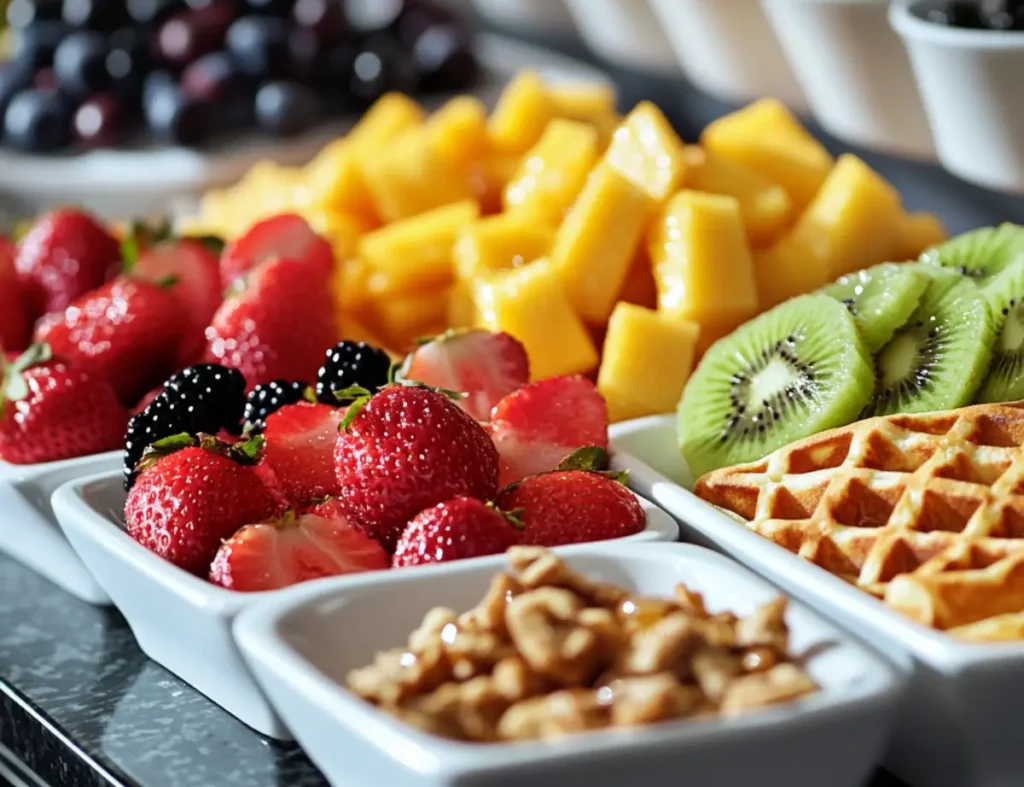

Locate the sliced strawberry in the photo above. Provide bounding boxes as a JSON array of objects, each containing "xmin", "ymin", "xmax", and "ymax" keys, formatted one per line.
[
  {"xmin": 131, "ymin": 239, "xmax": 222, "ymax": 366},
  {"xmin": 208, "ymin": 503, "xmax": 389, "ymax": 591},
  {"xmin": 219, "ymin": 214, "xmax": 334, "ymax": 290},
  {"xmin": 489, "ymin": 375, "xmax": 610, "ymax": 487},
  {"xmin": 259, "ymin": 401, "xmax": 345, "ymax": 504},
  {"xmin": 131, "ymin": 384, "xmax": 165, "ymax": 416},
  {"xmin": 0, "ymin": 240, "xmax": 29, "ymax": 353},
  {"xmin": 400, "ymin": 329, "xmax": 529, "ymax": 422}
]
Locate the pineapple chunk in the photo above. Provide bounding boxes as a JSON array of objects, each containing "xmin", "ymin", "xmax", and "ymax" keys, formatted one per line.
[
  {"xmin": 549, "ymin": 83, "xmax": 617, "ymax": 125},
  {"xmin": 597, "ymin": 303, "xmax": 700, "ymax": 423},
  {"xmin": 473, "ymin": 259, "xmax": 598, "ymax": 380},
  {"xmin": 701, "ymin": 99, "xmax": 833, "ymax": 212},
  {"xmin": 618, "ymin": 249, "xmax": 658, "ymax": 310},
  {"xmin": 303, "ymin": 209, "xmax": 368, "ymax": 263},
  {"xmin": 752, "ymin": 234, "xmax": 832, "ymax": 309},
  {"xmin": 453, "ymin": 214, "xmax": 554, "ymax": 280},
  {"xmin": 551, "ymin": 163, "xmax": 656, "ymax": 324},
  {"xmin": 787, "ymin": 154, "xmax": 904, "ymax": 279},
  {"xmin": 489, "ymin": 71, "xmax": 555, "ymax": 154},
  {"xmin": 682, "ymin": 145, "xmax": 792, "ymax": 247},
  {"xmin": 359, "ymin": 200, "xmax": 479, "ymax": 294},
  {"xmin": 304, "ymin": 141, "xmax": 377, "ymax": 223},
  {"xmin": 447, "ymin": 279, "xmax": 478, "ymax": 328},
  {"xmin": 334, "ymin": 256, "xmax": 373, "ymax": 315},
  {"xmin": 605, "ymin": 102, "xmax": 687, "ymax": 202},
  {"xmin": 503, "ymin": 119, "xmax": 599, "ymax": 225},
  {"xmin": 339, "ymin": 312, "xmax": 391, "ymax": 352},
  {"xmin": 897, "ymin": 212, "xmax": 948, "ymax": 259},
  {"xmin": 426, "ymin": 96, "xmax": 490, "ymax": 166},
  {"xmin": 346, "ymin": 93, "xmax": 426, "ymax": 153},
  {"xmin": 648, "ymin": 191, "xmax": 758, "ymax": 329},
  {"xmin": 469, "ymin": 150, "xmax": 523, "ymax": 215},
  {"xmin": 372, "ymin": 286, "xmax": 450, "ymax": 351}
]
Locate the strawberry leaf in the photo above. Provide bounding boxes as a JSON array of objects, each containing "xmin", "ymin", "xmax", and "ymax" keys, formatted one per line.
[
  {"xmin": 0, "ymin": 343, "xmax": 52, "ymax": 416},
  {"xmin": 333, "ymin": 385, "xmax": 372, "ymax": 403},
  {"xmin": 396, "ymin": 379, "xmax": 467, "ymax": 401},
  {"xmin": 557, "ymin": 446, "xmax": 610, "ymax": 472},
  {"xmin": 339, "ymin": 395, "xmax": 370, "ymax": 432},
  {"xmin": 136, "ymin": 432, "xmax": 196, "ymax": 474},
  {"xmin": 156, "ymin": 274, "xmax": 180, "ymax": 288},
  {"xmin": 301, "ymin": 385, "xmax": 318, "ymax": 404},
  {"xmin": 230, "ymin": 434, "xmax": 265, "ymax": 464},
  {"xmin": 189, "ymin": 234, "xmax": 226, "ymax": 255},
  {"xmin": 487, "ymin": 501, "xmax": 525, "ymax": 530}
]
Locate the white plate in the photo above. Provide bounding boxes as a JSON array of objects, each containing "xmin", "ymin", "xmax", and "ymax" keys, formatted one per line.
[
  {"xmin": 0, "ymin": 451, "xmax": 120, "ymax": 604},
  {"xmin": 50, "ymin": 469, "xmax": 678, "ymax": 740},
  {"xmin": 233, "ymin": 540, "xmax": 899, "ymax": 787},
  {"xmin": 563, "ymin": 0, "xmax": 681, "ymax": 76},
  {"xmin": 610, "ymin": 413, "xmax": 1024, "ymax": 787},
  {"xmin": 471, "ymin": 0, "xmax": 578, "ymax": 36}
]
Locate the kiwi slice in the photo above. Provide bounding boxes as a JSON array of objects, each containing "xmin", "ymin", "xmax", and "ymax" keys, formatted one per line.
[
  {"xmin": 975, "ymin": 258, "xmax": 1024, "ymax": 403},
  {"xmin": 677, "ymin": 294, "xmax": 874, "ymax": 479},
  {"xmin": 823, "ymin": 263, "xmax": 930, "ymax": 353},
  {"xmin": 862, "ymin": 273, "xmax": 994, "ymax": 418},
  {"xmin": 920, "ymin": 223, "xmax": 1024, "ymax": 282}
]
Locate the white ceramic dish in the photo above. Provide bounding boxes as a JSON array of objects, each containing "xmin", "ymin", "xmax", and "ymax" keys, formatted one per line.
[
  {"xmin": 762, "ymin": 0, "xmax": 935, "ymax": 160},
  {"xmin": 563, "ymin": 0, "xmax": 681, "ymax": 76},
  {"xmin": 0, "ymin": 451, "xmax": 120, "ymax": 604},
  {"xmin": 471, "ymin": 0, "xmax": 578, "ymax": 36},
  {"xmin": 234, "ymin": 540, "xmax": 898, "ymax": 787},
  {"xmin": 890, "ymin": 0, "xmax": 1024, "ymax": 193},
  {"xmin": 610, "ymin": 413, "xmax": 1024, "ymax": 787},
  {"xmin": 51, "ymin": 469, "xmax": 678, "ymax": 740},
  {"xmin": 647, "ymin": 0, "xmax": 808, "ymax": 109}
]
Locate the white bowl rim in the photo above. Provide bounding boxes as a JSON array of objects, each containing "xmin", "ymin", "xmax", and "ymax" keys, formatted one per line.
[{"xmin": 890, "ymin": 0, "xmax": 1024, "ymax": 48}]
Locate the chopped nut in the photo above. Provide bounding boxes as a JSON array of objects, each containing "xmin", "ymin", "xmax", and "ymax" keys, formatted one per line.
[
  {"xmin": 741, "ymin": 647, "xmax": 779, "ymax": 673},
  {"xmin": 347, "ymin": 642, "xmax": 451, "ymax": 705},
  {"xmin": 509, "ymin": 546, "xmax": 626, "ymax": 608},
  {"xmin": 674, "ymin": 585, "xmax": 709, "ymax": 618},
  {"xmin": 606, "ymin": 673, "xmax": 703, "ymax": 726},
  {"xmin": 720, "ymin": 664, "xmax": 818, "ymax": 714},
  {"xmin": 617, "ymin": 613, "xmax": 698, "ymax": 676},
  {"xmin": 497, "ymin": 689, "xmax": 610, "ymax": 741},
  {"xmin": 691, "ymin": 646, "xmax": 742, "ymax": 704},
  {"xmin": 492, "ymin": 656, "xmax": 548, "ymax": 702},
  {"xmin": 459, "ymin": 573, "xmax": 522, "ymax": 634},
  {"xmin": 735, "ymin": 597, "xmax": 789, "ymax": 654},
  {"xmin": 408, "ymin": 607, "xmax": 458, "ymax": 652}
]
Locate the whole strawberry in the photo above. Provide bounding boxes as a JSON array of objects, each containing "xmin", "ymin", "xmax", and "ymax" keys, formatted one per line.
[
  {"xmin": 333, "ymin": 385, "xmax": 500, "ymax": 552},
  {"xmin": 203, "ymin": 256, "xmax": 338, "ymax": 390},
  {"xmin": 495, "ymin": 470, "xmax": 645, "ymax": 548},
  {"xmin": 125, "ymin": 434, "xmax": 279, "ymax": 575},
  {"xmin": 0, "ymin": 240, "xmax": 29, "ymax": 353},
  {"xmin": 15, "ymin": 209, "xmax": 121, "ymax": 316},
  {"xmin": 219, "ymin": 213, "xmax": 334, "ymax": 290},
  {"xmin": 392, "ymin": 497, "xmax": 522, "ymax": 568},
  {"xmin": 0, "ymin": 344, "xmax": 127, "ymax": 464},
  {"xmin": 35, "ymin": 277, "xmax": 183, "ymax": 404}
]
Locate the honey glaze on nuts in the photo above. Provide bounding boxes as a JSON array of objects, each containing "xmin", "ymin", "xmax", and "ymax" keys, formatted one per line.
[{"xmin": 346, "ymin": 548, "xmax": 820, "ymax": 743}]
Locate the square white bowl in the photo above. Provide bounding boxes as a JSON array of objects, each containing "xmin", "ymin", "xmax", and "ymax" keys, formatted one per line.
[
  {"xmin": 610, "ymin": 413, "xmax": 1024, "ymax": 787},
  {"xmin": 0, "ymin": 451, "xmax": 120, "ymax": 604},
  {"xmin": 563, "ymin": 0, "xmax": 682, "ymax": 76},
  {"xmin": 233, "ymin": 540, "xmax": 899, "ymax": 787},
  {"xmin": 50, "ymin": 469, "xmax": 679, "ymax": 740}
]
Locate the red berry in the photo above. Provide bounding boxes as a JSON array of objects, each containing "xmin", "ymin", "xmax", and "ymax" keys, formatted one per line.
[
  {"xmin": 219, "ymin": 214, "xmax": 334, "ymax": 291},
  {"xmin": 209, "ymin": 499, "xmax": 388, "ymax": 591},
  {"xmin": 392, "ymin": 497, "xmax": 521, "ymax": 568},
  {"xmin": 0, "ymin": 240, "xmax": 30, "ymax": 353},
  {"xmin": 125, "ymin": 438, "xmax": 279, "ymax": 575},
  {"xmin": 495, "ymin": 471, "xmax": 645, "ymax": 548},
  {"xmin": 400, "ymin": 329, "xmax": 529, "ymax": 422},
  {"xmin": 333, "ymin": 386, "xmax": 499, "ymax": 552},
  {"xmin": 259, "ymin": 401, "xmax": 344, "ymax": 505},
  {"xmin": 14, "ymin": 209, "xmax": 121, "ymax": 317},
  {"xmin": 203, "ymin": 256, "xmax": 338, "ymax": 390},
  {"xmin": 489, "ymin": 375, "xmax": 609, "ymax": 487},
  {"xmin": 0, "ymin": 344, "xmax": 127, "ymax": 464},
  {"xmin": 35, "ymin": 277, "xmax": 184, "ymax": 404}
]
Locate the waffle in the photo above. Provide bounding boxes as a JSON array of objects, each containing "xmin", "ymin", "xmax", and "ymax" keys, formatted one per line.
[{"xmin": 693, "ymin": 401, "xmax": 1024, "ymax": 642}]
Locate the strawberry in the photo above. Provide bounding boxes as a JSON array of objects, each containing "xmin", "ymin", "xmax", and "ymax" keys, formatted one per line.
[
  {"xmin": 125, "ymin": 434, "xmax": 279, "ymax": 574},
  {"xmin": 219, "ymin": 214, "xmax": 334, "ymax": 290},
  {"xmin": 333, "ymin": 385, "xmax": 500, "ymax": 552},
  {"xmin": 0, "ymin": 240, "xmax": 29, "ymax": 353},
  {"xmin": 130, "ymin": 239, "xmax": 222, "ymax": 366},
  {"xmin": 131, "ymin": 385, "xmax": 165, "ymax": 416},
  {"xmin": 488, "ymin": 375, "xmax": 610, "ymax": 487},
  {"xmin": 15, "ymin": 209, "xmax": 121, "ymax": 317},
  {"xmin": 495, "ymin": 470, "xmax": 645, "ymax": 548},
  {"xmin": 258, "ymin": 401, "xmax": 344, "ymax": 505},
  {"xmin": 35, "ymin": 277, "xmax": 183, "ymax": 404},
  {"xmin": 392, "ymin": 497, "xmax": 522, "ymax": 568},
  {"xmin": 0, "ymin": 344, "xmax": 127, "ymax": 464},
  {"xmin": 208, "ymin": 499, "xmax": 388, "ymax": 591},
  {"xmin": 203, "ymin": 256, "xmax": 338, "ymax": 390},
  {"xmin": 400, "ymin": 329, "xmax": 529, "ymax": 422}
]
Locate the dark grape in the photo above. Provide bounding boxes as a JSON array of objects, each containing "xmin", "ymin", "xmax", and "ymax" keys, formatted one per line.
[
  {"xmin": 126, "ymin": 0, "xmax": 183, "ymax": 26},
  {"xmin": 412, "ymin": 23, "xmax": 478, "ymax": 92},
  {"xmin": 6, "ymin": 0, "xmax": 62, "ymax": 29},
  {"xmin": 3, "ymin": 88, "xmax": 73, "ymax": 152},
  {"xmin": 343, "ymin": 37, "xmax": 418, "ymax": 107},
  {"xmin": 181, "ymin": 50, "xmax": 253, "ymax": 127},
  {"xmin": 10, "ymin": 21, "xmax": 71, "ymax": 69},
  {"xmin": 254, "ymin": 79, "xmax": 319, "ymax": 136},
  {"xmin": 143, "ymin": 75, "xmax": 208, "ymax": 145},
  {"xmin": 73, "ymin": 93, "xmax": 127, "ymax": 147},
  {"xmin": 106, "ymin": 27, "xmax": 150, "ymax": 103},
  {"xmin": 243, "ymin": 0, "xmax": 291, "ymax": 15},
  {"xmin": 918, "ymin": 1, "xmax": 986, "ymax": 26},
  {"xmin": 0, "ymin": 61, "xmax": 32, "ymax": 121},
  {"xmin": 344, "ymin": 0, "xmax": 402, "ymax": 34},
  {"xmin": 156, "ymin": 3, "xmax": 233, "ymax": 67},
  {"xmin": 53, "ymin": 30, "xmax": 111, "ymax": 97},
  {"xmin": 394, "ymin": 1, "xmax": 457, "ymax": 47},
  {"xmin": 226, "ymin": 15, "xmax": 291, "ymax": 78},
  {"xmin": 293, "ymin": 0, "xmax": 348, "ymax": 43},
  {"xmin": 62, "ymin": 0, "xmax": 127, "ymax": 30}
]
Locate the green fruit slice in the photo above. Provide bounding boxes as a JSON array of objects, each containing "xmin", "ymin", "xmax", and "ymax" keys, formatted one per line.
[
  {"xmin": 863, "ymin": 273, "xmax": 994, "ymax": 418},
  {"xmin": 823, "ymin": 262, "xmax": 930, "ymax": 353},
  {"xmin": 677, "ymin": 294, "xmax": 874, "ymax": 479},
  {"xmin": 920, "ymin": 223, "xmax": 1024, "ymax": 282},
  {"xmin": 976, "ymin": 258, "xmax": 1024, "ymax": 403}
]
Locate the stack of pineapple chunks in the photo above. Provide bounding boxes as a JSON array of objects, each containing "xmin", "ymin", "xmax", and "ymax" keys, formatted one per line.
[{"xmin": 192, "ymin": 72, "xmax": 948, "ymax": 424}]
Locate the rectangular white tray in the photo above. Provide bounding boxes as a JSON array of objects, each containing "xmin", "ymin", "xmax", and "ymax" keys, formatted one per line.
[{"xmin": 610, "ymin": 413, "xmax": 1024, "ymax": 787}]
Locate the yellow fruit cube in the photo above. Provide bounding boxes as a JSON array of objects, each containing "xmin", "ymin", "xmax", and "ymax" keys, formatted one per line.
[
  {"xmin": 339, "ymin": 312, "xmax": 390, "ymax": 352},
  {"xmin": 333, "ymin": 256, "xmax": 373, "ymax": 315},
  {"xmin": 469, "ymin": 150, "xmax": 523, "ymax": 215},
  {"xmin": 786, "ymin": 154, "xmax": 904, "ymax": 279},
  {"xmin": 597, "ymin": 303, "xmax": 700, "ymax": 423},
  {"xmin": 426, "ymin": 96, "xmax": 489, "ymax": 166},
  {"xmin": 549, "ymin": 83, "xmax": 617, "ymax": 124},
  {"xmin": 359, "ymin": 200, "xmax": 480, "ymax": 294},
  {"xmin": 305, "ymin": 145, "xmax": 378, "ymax": 225},
  {"xmin": 618, "ymin": 249, "xmax": 658, "ymax": 310},
  {"xmin": 551, "ymin": 163, "xmax": 656, "ymax": 324},
  {"xmin": 473, "ymin": 259, "xmax": 598, "ymax": 380},
  {"xmin": 898, "ymin": 212, "xmax": 948, "ymax": 260},
  {"xmin": 701, "ymin": 99, "xmax": 833, "ymax": 212},
  {"xmin": 752, "ymin": 234, "xmax": 832, "ymax": 309},
  {"xmin": 447, "ymin": 279, "xmax": 478, "ymax": 329},
  {"xmin": 605, "ymin": 102, "xmax": 687, "ymax": 202},
  {"xmin": 682, "ymin": 145, "xmax": 792, "ymax": 247},
  {"xmin": 371, "ymin": 287, "xmax": 450, "ymax": 351},
  {"xmin": 453, "ymin": 213, "xmax": 554, "ymax": 280},
  {"xmin": 503, "ymin": 119, "xmax": 599, "ymax": 225},
  {"xmin": 346, "ymin": 93, "xmax": 426, "ymax": 153},
  {"xmin": 647, "ymin": 191, "xmax": 759, "ymax": 328},
  {"xmin": 488, "ymin": 71, "xmax": 555, "ymax": 154}
]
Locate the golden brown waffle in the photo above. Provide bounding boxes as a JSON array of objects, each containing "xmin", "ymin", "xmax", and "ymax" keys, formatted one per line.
[{"xmin": 693, "ymin": 401, "xmax": 1024, "ymax": 642}]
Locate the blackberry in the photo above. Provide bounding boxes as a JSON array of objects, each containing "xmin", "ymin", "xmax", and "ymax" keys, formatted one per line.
[
  {"xmin": 243, "ymin": 379, "xmax": 314, "ymax": 432},
  {"xmin": 315, "ymin": 341, "xmax": 392, "ymax": 404},
  {"xmin": 123, "ymin": 364, "xmax": 247, "ymax": 490}
]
